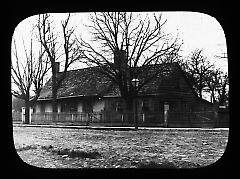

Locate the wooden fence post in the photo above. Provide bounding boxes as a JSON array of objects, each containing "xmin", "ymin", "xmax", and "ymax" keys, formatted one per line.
[{"xmin": 21, "ymin": 107, "xmax": 25, "ymax": 124}]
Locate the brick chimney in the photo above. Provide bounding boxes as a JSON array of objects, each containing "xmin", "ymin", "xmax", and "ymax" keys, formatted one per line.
[
  {"xmin": 114, "ymin": 50, "xmax": 127, "ymax": 69},
  {"xmin": 54, "ymin": 62, "xmax": 60, "ymax": 73}
]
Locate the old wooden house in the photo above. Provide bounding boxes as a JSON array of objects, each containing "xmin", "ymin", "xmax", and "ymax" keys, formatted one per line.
[{"xmin": 31, "ymin": 62, "xmax": 215, "ymax": 127}]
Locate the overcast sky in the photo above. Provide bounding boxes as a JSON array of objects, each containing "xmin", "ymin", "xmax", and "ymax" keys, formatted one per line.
[
  {"xmin": 12, "ymin": 12, "xmax": 228, "ymax": 101},
  {"xmin": 12, "ymin": 11, "xmax": 227, "ymax": 73}
]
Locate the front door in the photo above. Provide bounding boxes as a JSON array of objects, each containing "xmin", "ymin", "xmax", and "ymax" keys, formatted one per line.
[{"xmin": 158, "ymin": 101, "xmax": 164, "ymax": 124}]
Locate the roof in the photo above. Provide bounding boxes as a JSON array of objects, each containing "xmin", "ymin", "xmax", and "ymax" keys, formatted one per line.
[
  {"xmin": 38, "ymin": 62, "xmax": 200, "ymax": 101},
  {"xmin": 39, "ymin": 66, "xmax": 116, "ymax": 100}
]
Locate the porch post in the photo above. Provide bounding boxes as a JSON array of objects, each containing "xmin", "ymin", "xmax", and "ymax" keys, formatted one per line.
[
  {"xmin": 164, "ymin": 103, "xmax": 169, "ymax": 127},
  {"xmin": 21, "ymin": 107, "xmax": 26, "ymax": 124},
  {"xmin": 164, "ymin": 110, "xmax": 168, "ymax": 127},
  {"xmin": 29, "ymin": 107, "xmax": 33, "ymax": 124},
  {"xmin": 121, "ymin": 114, "xmax": 124, "ymax": 125}
]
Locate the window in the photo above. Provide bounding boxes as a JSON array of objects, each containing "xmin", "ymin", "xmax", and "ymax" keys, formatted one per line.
[
  {"xmin": 164, "ymin": 102, "xmax": 171, "ymax": 111},
  {"xmin": 70, "ymin": 104, "xmax": 77, "ymax": 112},
  {"xmin": 116, "ymin": 101, "xmax": 123, "ymax": 112},
  {"xmin": 61, "ymin": 103, "xmax": 67, "ymax": 112},
  {"xmin": 154, "ymin": 100, "xmax": 164, "ymax": 112},
  {"xmin": 142, "ymin": 100, "xmax": 149, "ymax": 112},
  {"xmin": 108, "ymin": 100, "xmax": 116, "ymax": 111},
  {"xmin": 40, "ymin": 103, "xmax": 45, "ymax": 113},
  {"xmin": 181, "ymin": 101, "xmax": 188, "ymax": 111},
  {"xmin": 153, "ymin": 100, "xmax": 159, "ymax": 112}
]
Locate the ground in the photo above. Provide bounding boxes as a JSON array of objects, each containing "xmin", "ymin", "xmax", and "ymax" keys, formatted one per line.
[{"xmin": 13, "ymin": 126, "xmax": 228, "ymax": 168}]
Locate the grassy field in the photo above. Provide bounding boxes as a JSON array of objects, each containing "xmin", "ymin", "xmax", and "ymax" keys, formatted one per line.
[{"xmin": 13, "ymin": 126, "xmax": 229, "ymax": 168}]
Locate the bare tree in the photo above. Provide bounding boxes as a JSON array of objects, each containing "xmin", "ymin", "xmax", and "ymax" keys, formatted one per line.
[
  {"xmin": 61, "ymin": 13, "xmax": 83, "ymax": 82},
  {"xmin": 11, "ymin": 37, "xmax": 49, "ymax": 123},
  {"xmin": 79, "ymin": 12, "xmax": 181, "ymax": 123},
  {"xmin": 184, "ymin": 49, "xmax": 214, "ymax": 99},
  {"xmin": 206, "ymin": 68, "xmax": 229, "ymax": 104},
  {"xmin": 32, "ymin": 45, "xmax": 51, "ymax": 101},
  {"xmin": 37, "ymin": 13, "xmax": 59, "ymax": 115},
  {"xmin": 37, "ymin": 13, "xmax": 82, "ymax": 115},
  {"xmin": 205, "ymin": 68, "xmax": 221, "ymax": 103},
  {"xmin": 216, "ymin": 72, "xmax": 229, "ymax": 105}
]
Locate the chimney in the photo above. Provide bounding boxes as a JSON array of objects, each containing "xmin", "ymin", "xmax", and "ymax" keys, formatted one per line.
[
  {"xmin": 54, "ymin": 62, "xmax": 60, "ymax": 73},
  {"xmin": 114, "ymin": 50, "xmax": 127, "ymax": 69}
]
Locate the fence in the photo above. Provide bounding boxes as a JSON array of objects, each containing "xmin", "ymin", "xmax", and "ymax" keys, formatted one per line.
[
  {"xmin": 27, "ymin": 110, "xmax": 229, "ymax": 127},
  {"xmin": 31, "ymin": 112, "xmax": 103, "ymax": 124},
  {"xmin": 100, "ymin": 112, "xmax": 164, "ymax": 126},
  {"xmin": 30, "ymin": 112, "xmax": 147, "ymax": 125},
  {"xmin": 168, "ymin": 111, "xmax": 217, "ymax": 127}
]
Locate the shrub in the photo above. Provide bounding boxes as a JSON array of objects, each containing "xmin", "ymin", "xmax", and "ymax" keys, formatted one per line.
[
  {"xmin": 16, "ymin": 145, "xmax": 37, "ymax": 151},
  {"xmin": 67, "ymin": 150, "xmax": 101, "ymax": 159},
  {"xmin": 41, "ymin": 146, "xmax": 101, "ymax": 159},
  {"xmin": 41, "ymin": 145, "xmax": 53, "ymax": 151}
]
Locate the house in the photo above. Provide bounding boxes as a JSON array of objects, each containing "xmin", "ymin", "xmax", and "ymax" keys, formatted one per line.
[{"xmin": 31, "ymin": 62, "xmax": 216, "ymax": 127}]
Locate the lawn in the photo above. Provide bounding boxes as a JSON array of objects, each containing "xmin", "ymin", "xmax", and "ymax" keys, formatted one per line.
[{"xmin": 13, "ymin": 126, "xmax": 229, "ymax": 168}]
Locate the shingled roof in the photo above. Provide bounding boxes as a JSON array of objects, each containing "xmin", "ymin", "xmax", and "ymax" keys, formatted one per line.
[{"xmin": 38, "ymin": 62, "xmax": 198, "ymax": 100}]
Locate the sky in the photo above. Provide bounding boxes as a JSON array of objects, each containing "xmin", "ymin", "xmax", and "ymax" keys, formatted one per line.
[
  {"xmin": 11, "ymin": 12, "xmax": 228, "ymax": 100},
  {"xmin": 12, "ymin": 11, "xmax": 227, "ymax": 71}
]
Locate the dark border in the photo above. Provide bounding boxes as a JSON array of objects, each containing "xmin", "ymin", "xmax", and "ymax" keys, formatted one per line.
[{"xmin": 5, "ymin": 2, "xmax": 235, "ymax": 178}]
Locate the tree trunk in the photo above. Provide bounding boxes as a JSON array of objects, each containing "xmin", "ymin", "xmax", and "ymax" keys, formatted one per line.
[
  {"xmin": 133, "ymin": 97, "xmax": 138, "ymax": 130},
  {"xmin": 123, "ymin": 97, "xmax": 134, "ymax": 124},
  {"xmin": 51, "ymin": 74, "xmax": 58, "ymax": 121},
  {"xmin": 198, "ymin": 87, "xmax": 203, "ymax": 99},
  {"xmin": 24, "ymin": 100, "xmax": 30, "ymax": 124},
  {"xmin": 211, "ymin": 91, "xmax": 216, "ymax": 103}
]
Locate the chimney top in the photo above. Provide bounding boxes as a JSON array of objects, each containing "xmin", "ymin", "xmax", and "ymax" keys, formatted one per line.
[
  {"xmin": 54, "ymin": 62, "xmax": 60, "ymax": 73},
  {"xmin": 114, "ymin": 50, "xmax": 127, "ymax": 67}
]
